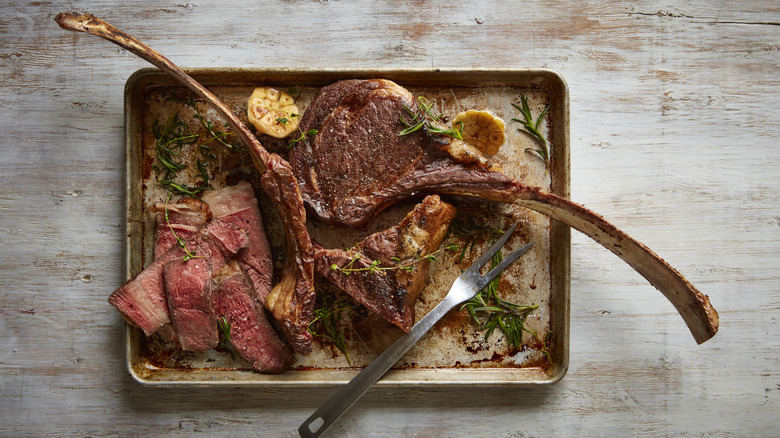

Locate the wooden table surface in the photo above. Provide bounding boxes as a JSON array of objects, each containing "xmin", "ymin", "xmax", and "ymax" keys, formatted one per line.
[{"xmin": 2, "ymin": 1, "xmax": 778, "ymax": 436}]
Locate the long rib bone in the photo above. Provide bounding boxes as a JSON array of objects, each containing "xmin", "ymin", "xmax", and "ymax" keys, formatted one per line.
[
  {"xmin": 55, "ymin": 13, "xmax": 316, "ymax": 354},
  {"xmin": 513, "ymin": 187, "xmax": 718, "ymax": 344},
  {"xmin": 293, "ymin": 79, "xmax": 718, "ymax": 344}
]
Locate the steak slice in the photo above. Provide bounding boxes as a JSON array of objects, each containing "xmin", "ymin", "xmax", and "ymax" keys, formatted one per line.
[
  {"xmin": 163, "ymin": 219, "xmax": 249, "ymax": 352},
  {"xmin": 162, "ymin": 252, "xmax": 215, "ymax": 351},
  {"xmin": 202, "ymin": 181, "xmax": 273, "ymax": 303},
  {"xmin": 153, "ymin": 198, "xmax": 212, "ymax": 259},
  {"xmin": 108, "ymin": 248, "xmax": 180, "ymax": 336},
  {"xmin": 212, "ymin": 261, "xmax": 295, "ymax": 373},
  {"xmin": 291, "ymin": 78, "xmax": 719, "ymax": 344},
  {"xmin": 151, "ymin": 198, "xmax": 212, "ymax": 343},
  {"xmin": 314, "ymin": 195, "xmax": 456, "ymax": 331}
]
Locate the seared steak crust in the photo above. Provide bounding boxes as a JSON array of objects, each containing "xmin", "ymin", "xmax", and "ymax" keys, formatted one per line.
[
  {"xmin": 315, "ymin": 195, "xmax": 456, "ymax": 331},
  {"xmin": 291, "ymin": 79, "xmax": 520, "ymax": 228},
  {"xmin": 261, "ymin": 160, "xmax": 316, "ymax": 355}
]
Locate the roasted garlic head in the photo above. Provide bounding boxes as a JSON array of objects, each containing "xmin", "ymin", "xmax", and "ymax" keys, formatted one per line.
[
  {"xmin": 452, "ymin": 109, "xmax": 506, "ymax": 156},
  {"xmin": 247, "ymin": 87, "xmax": 300, "ymax": 138}
]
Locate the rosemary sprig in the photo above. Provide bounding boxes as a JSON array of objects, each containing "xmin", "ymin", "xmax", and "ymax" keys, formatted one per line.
[
  {"xmin": 193, "ymin": 113, "xmax": 241, "ymax": 152},
  {"xmin": 151, "ymin": 112, "xmax": 198, "ymax": 172},
  {"xmin": 329, "ymin": 242, "xmax": 460, "ymax": 275},
  {"xmin": 307, "ymin": 303, "xmax": 352, "ymax": 365},
  {"xmin": 217, "ymin": 315, "xmax": 231, "ymax": 347},
  {"xmin": 460, "ymin": 243, "xmax": 538, "ymax": 350},
  {"xmin": 511, "ymin": 95, "xmax": 550, "ymax": 162},
  {"xmin": 157, "ymin": 179, "xmax": 210, "ymax": 198},
  {"xmin": 453, "ymin": 223, "xmax": 538, "ymax": 350},
  {"xmin": 399, "ymin": 96, "xmax": 463, "ymax": 140},
  {"xmin": 152, "ymin": 97, "xmax": 247, "ymax": 197},
  {"xmin": 151, "ymin": 111, "xmax": 211, "ymax": 197}
]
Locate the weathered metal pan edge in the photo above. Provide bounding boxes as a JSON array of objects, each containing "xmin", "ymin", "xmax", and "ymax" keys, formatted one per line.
[{"xmin": 123, "ymin": 67, "xmax": 570, "ymax": 387}]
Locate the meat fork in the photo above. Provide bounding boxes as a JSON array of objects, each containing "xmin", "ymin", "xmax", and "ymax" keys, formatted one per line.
[{"xmin": 299, "ymin": 222, "xmax": 534, "ymax": 437}]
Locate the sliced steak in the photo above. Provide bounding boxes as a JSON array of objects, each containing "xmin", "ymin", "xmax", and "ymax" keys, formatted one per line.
[
  {"xmin": 109, "ymin": 212, "xmax": 248, "ymax": 343},
  {"xmin": 315, "ymin": 195, "xmax": 456, "ymax": 331},
  {"xmin": 153, "ymin": 198, "xmax": 212, "ymax": 343},
  {"xmin": 202, "ymin": 181, "xmax": 273, "ymax": 303},
  {"xmin": 107, "ymin": 247, "xmax": 181, "ymax": 336},
  {"xmin": 162, "ymin": 251, "xmax": 214, "ymax": 351},
  {"xmin": 54, "ymin": 13, "xmax": 318, "ymax": 355},
  {"xmin": 163, "ymin": 219, "xmax": 249, "ymax": 352},
  {"xmin": 153, "ymin": 198, "xmax": 211, "ymax": 259},
  {"xmin": 291, "ymin": 78, "xmax": 719, "ymax": 344},
  {"xmin": 212, "ymin": 261, "xmax": 295, "ymax": 373}
]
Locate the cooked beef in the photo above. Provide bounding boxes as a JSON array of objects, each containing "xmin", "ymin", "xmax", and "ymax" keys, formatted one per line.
[
  {"xmin": 212, "ymin": 261, "xmax": 295, "ymax": 373},
  {"xmin": 153, "ymin": 200, "xmax": 212, "ymax": 343},
  {"xmin": 162, "ymin": 252, "xmax": 215, "ymax": 351},
  {"xmin": 153, "ymin": 198, "xmax": 211, "ymax": 259},
  {"xmin": 163, "ymin": 219, "xmax": 249, "ymax": 352},
  {"xmin": 291, "ymin": 78, "xmax": 719, "ymax": 344},
  {"xmin": 57, "ymin": 13, "xmax": 718, "ymax": 345},
  {"xmin": 259, "ymin": 160, "xmax": 316, "ymax": 355},
  {"xmin": 107, "ymin": 247, "xmax": 180, "ymax": 336},
  {"xmin": 315, "ymin": 195, "xmax": 456, "ymax": 331},
  {"xmin": 55, "ymin": 13, "xmax": 318, "ymax": 354},
  {"xmin": 151, "ymin": 198, "xmax": 212, "ymax": 342},
  {"xmin": 290, "ymin": 79, "xmax": 518, "ymax": 228},
  {"xmin": 202, "ymin": 181, "xmax": 273, "ymax": 303},
  {"xmin": 109, "ymin": 210, "xmax": 248, "ymax": 343},
  {"xmin": 111, "ymin": 184, "xmax": 286, "ymax": 356}
]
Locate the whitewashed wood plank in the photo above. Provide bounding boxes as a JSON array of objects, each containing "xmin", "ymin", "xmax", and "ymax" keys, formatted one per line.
[{"xmin": 0, "ymin": 0, "xmax": 778, "ymax": 436}]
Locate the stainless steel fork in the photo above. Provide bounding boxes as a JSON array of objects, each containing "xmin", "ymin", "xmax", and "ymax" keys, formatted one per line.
[{"xmin": 299, "ymin": 222, "xmax": 534, "ymax": 438}]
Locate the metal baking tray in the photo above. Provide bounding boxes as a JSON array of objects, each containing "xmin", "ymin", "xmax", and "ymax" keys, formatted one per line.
[{"xmin": 123, "ymin": 68, "xmax": 570, "ymax": 386}]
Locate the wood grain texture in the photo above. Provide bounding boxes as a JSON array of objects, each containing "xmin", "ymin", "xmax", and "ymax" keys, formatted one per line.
[{"xmin": 1, "ymin": 0, "xmax": 778, "ymax": 436}]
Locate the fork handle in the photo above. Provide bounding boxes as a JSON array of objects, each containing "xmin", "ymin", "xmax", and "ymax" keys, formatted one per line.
[{"xmin": 298, "ymin": 293, "xmax": 461, "ymax": 438}]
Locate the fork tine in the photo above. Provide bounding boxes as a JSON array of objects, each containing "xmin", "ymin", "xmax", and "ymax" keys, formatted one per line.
[
  {"xmin": 474, "ymin": 241, "xmax": 535, "ymax": 291},
  {"xmin": 465, "ymin": 221, "xmax": 519, "ymax": 274}
]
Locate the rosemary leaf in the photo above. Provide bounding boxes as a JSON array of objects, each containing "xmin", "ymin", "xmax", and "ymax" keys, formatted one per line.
[
  {"xmin": 398, "ymin": 120, "xmax": 424, "ymax": 136},
  {"xmin": 398, "ymin": 96, "xmax": 463, "ymax": 140},
  {"xmin": 329, "ymin": 240, "xmax": 459, "ymax": 275},
  {"xmin": 307, "ymin": 301, "xmax": 352, "ymax": 365},
  {"xmin": 216, "ymin": 316, "xmax": 234, "ymax": 359},
  {"xmin": 457, "ymin": 225, "xmax": 539, "ymax": 350},
  {"xmin": 511, "ymin": 94, "xmax": 551, "ymax": 162}
]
